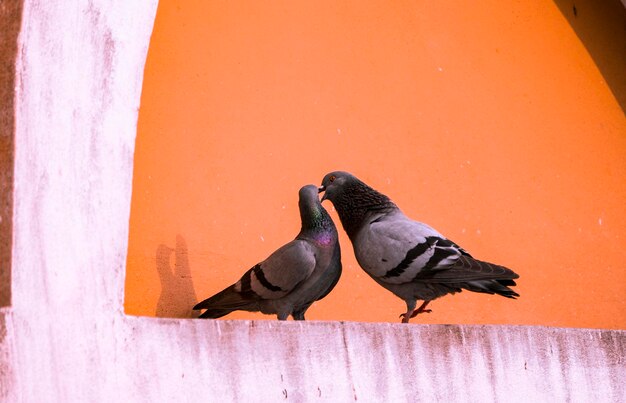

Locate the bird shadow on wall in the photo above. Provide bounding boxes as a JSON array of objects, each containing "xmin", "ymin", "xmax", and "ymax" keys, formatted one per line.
[{"xmin": 155, "ymin": 235, "xmax": 200, "ymax": 318}]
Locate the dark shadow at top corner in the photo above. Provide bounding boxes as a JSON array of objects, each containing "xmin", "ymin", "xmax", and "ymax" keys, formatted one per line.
[
  {"xmin": 155, "ymin": 234, "xmax": 199, "ymax": 318},
  {"xmin": 552, "ymin": 0, "xmax": 626, "ymax": 115}
]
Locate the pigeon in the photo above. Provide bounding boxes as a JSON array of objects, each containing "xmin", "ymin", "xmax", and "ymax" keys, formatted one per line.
[
  {"xmin": 319, "ymin": 171, "xmax": 519, "ymax": 323},
  {"xmin": 193, "ymin": 184, "xmax": 341, "ymax": 320}
]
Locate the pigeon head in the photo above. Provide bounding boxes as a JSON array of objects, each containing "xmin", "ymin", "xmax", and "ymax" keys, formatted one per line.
[
  {"xmin": 299, "ymin": 184, "xmax": 322, "ymax": 206},
  {"xmin": 298, "ymin": 184, "xmax": 336, "ymax": 237},
  {"xmin": 319, "ymin": 171, "xmax": 355, "ymax": 203}
]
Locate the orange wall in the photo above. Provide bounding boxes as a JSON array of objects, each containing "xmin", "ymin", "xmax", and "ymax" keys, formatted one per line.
[{"xmin": 125, "ymin": 0, "xmax": 626, "ymax": 329}]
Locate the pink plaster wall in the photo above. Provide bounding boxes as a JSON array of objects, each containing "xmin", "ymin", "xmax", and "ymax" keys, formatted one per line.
[{"xmin": 0, "ymin": 1, "xmax": 624, "ymax": 402}]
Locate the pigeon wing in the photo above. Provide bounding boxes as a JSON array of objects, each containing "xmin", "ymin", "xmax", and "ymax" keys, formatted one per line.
[
  {"xmin": 354, "ymin": 216, "xmax": 464, "ymax": 285},
  {"xmin": 413, "ymin": 254, "xmax": 519, "ymax": 283},
  {"xmin": 356, "ymin": 215, "xmax": 518, "ymax": 289},
  {"xmin": 233, "ymin": 239, "xmax": 318, "ymax": 300}
]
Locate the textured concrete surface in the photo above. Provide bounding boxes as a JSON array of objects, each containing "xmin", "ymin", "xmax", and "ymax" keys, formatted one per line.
[
  {"xmin": 0, "ymin": 1, "xmax": 625, "ymax": 402},
  {"xmin": 1, "ymin": 310, "xmax": 625, "ymax": 402}
]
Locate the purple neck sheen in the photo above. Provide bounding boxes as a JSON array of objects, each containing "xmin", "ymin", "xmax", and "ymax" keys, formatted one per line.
[{"xmin": 312, "ymin": 231, "xmax": 334, "ymax": 246}]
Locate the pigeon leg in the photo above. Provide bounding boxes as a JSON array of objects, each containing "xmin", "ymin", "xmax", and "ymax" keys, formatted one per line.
[
  {"xmin": 292, "ymin": 311, "xmax": 305, "ymax": 321},
  {"xmin": 399, "ymin": 300, "xmax": 432, "ymax": 323},
  {"xmin": 409, "ymin": 301, "xmax": 432, "ymax": 318},
  {"xmin": 400, "ymin": 312, "xmax": 412, "ymax": 323},
  {"xmin": 400, "ymin": 300, "xmax": 416, "ymax": 323}
]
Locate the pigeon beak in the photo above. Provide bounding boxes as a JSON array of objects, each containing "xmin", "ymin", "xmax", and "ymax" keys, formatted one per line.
[{"xmin": 318, "ymin": 185, "xmax": 328, "ymax": 201}]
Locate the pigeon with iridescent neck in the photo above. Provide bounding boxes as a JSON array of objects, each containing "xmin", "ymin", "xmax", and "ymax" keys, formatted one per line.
[
  {"xmin": 319, "ymin": 171, "xmax": 519, "ymax": 323},
  {"xmin": 194, "ymin": 185, "xmax": 341, "ymax": 320}
]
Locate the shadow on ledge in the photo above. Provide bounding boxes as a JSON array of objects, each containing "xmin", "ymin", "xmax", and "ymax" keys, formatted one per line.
[{"xmin": 155, "ymin": 235, "xmax": 199, "ymax": 318}]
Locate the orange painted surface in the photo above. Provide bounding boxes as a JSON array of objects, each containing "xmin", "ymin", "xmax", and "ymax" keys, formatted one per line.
[{"xmin": 125, "ymin": 1, "xmax": 626, "ymax": 329}]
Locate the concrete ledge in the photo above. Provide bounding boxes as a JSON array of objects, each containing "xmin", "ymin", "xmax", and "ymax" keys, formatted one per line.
[
  {"xmin": 3, "ymin": 307, "xmax": 625, "ymax": 401},
  {"xmin": 116, "ymin": 320, "xmax": 622, "ymax": 402}
]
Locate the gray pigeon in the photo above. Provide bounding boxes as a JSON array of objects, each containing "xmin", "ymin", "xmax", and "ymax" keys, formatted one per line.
[
  {"xmin": 194, "ymin": 185, "xmax": 341, "ymax": 320},
  {"xmin": 319, "ymin": 171, "xmax": 519, "ymax": 323}
]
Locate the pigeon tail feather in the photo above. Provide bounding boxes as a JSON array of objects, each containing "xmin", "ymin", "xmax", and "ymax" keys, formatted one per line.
[
  {"xmin": 193, "ymin": 285, "xmax": 258, "ymax": 318},
  {"xmin": 462, "ymin": 279, "xmax": 520, "ymax": 299}
]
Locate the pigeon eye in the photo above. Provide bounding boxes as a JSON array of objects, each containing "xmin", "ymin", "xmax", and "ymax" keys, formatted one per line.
[{"xmin": 329, "ymin": 175, "xmax": 336, "ymax": 182}]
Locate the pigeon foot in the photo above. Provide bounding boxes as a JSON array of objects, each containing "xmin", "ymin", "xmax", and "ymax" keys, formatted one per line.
[{"xmin": 399, "ymin": 301, "xmax": 432, "ymax": 323}]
